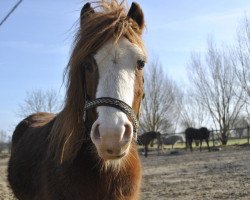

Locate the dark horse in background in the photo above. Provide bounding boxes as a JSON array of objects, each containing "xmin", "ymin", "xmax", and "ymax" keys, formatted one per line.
[
  {"xmin": 185, "ymin": 127, "xmax": 211, "ymax": 152},
  {"xmin": 159, "ymin": 134, "xmax": 184, "ymax": 150},
  {"xmin": 8, "ymin": 1, "xmax": 147, "ymax": 200},
  {"xmin": 137, "ymin": 131, "xmax": 161, "ymax": 157}
]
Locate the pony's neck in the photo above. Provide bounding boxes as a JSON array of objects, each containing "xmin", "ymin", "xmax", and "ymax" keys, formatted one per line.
[{"xmin": 48, "ymin": 105, "xmax": 85, "ymax": 163}]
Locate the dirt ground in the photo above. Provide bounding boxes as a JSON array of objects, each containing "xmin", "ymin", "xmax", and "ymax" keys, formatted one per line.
[
  {"xmin": 0, "ymin": 145, "xmax": 250, "ymax": 200},
  {"xmin": 0, "ymin": 156, "xmax": 15, "ymax": 200},
  {"xmin": 140, "ymin": 145, "xmax": 250, "ymax": 200}
]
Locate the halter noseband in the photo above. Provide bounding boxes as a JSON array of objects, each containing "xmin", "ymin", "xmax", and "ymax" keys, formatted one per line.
[{"xmin": 84, "ymin": 97, "xmax": 139, "ymax": 138}]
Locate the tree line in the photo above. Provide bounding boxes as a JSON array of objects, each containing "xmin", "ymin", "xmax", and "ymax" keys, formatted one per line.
[{"xmin": 141, "ymin": 16, "xmax": 250, "ymax": 145}]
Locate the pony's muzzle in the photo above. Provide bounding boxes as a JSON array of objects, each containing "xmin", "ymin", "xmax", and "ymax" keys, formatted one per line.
[{"xmin": 90, "ymin": 121, "xmax": 133, "ymax": 160}]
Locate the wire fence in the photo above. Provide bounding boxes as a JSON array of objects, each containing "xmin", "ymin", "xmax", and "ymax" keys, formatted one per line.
[{"xmin": 210, "ymin": 127, "xmax": 250, "ymax": 146}]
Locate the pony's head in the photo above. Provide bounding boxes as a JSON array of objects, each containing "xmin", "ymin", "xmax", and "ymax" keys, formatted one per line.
[
  {"xmin": 89, "ymin": 1, "xmax": 146, "ymax": 161},
  {"xmin": 50, "ymin": 1, "xmax": 146, "ymax": 164}
]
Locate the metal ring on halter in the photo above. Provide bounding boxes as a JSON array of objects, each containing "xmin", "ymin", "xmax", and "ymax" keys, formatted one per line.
[{"xmin": 84, "ymin": 97, "xmax": 139, "ymax": 139}]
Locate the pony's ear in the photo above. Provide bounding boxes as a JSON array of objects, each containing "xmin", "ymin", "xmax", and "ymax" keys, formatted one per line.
[
  {"xmin": 127, "ymin": 2, "xmax": 144, "ymax": 29},
  {"xmin": 80, "ymin": 2, "xmax": 94, "ymax": 25}
]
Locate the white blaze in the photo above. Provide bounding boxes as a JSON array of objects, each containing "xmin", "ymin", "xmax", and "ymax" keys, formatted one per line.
[
  {"xmin": 91, "ymin": 37, "xmax": 146, "ymax": 161},
  {"xmin": 94, "ymin": 37, "xmax": 144, "ymax": 128}
]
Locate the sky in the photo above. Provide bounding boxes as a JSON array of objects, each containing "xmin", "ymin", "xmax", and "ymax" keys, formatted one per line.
[{"xmin": 0, "ymin": 0, "xmax": 250, "ymax": 134}]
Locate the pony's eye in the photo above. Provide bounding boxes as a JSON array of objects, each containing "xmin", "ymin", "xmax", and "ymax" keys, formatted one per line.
[
  {"xmin": 137, "ymin": 60, "xmax": 145, "ymax": 70},
  {"xmin": 82, "ymin": 62, "xmax": 93, "ymax": 72}
]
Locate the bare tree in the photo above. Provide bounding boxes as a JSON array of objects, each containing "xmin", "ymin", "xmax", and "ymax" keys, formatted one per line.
[
  {"xmin": 233, "ymin": 16, "xmax": 250, "ymax": 104},
  {"xmin": 17, "ymin": 88, "xmax": 62, "ymax": 118},
  {"xmin": 187, "ymin": 40, "xmax": 246, "ymax": 144},
  {"xmin": 179, "ymin": 93, "xmax": 208, "ymax": 129},
  {"xmin": 234, "ymin": 115, "xmax": 249, "ymax": 138},
  {"xmin": 0, "ymin": 130, "xmax": 7, "ymax": 154},
  {"xmin": 140, "ymin": 59, "xmax": 181, "ymax": 133}
]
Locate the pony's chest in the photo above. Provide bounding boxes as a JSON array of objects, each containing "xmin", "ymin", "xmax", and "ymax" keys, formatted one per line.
[{"xmin": 56, "ymin": 174, "xmax": 135, "ymax": 200}]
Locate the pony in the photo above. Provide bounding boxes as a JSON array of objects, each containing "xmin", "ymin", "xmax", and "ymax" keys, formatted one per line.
[
  {"xmin": 159, "ymin": 134, "xmax": 184, "ymax": 150},
  {"xmin": 137, "ymin": 131, "xmax": 161, "ymax": 157},
  {"xmin": 8, "ymin": 1, "xmax": 146, "ymax": 200},
  {"xmin": 185, "ymin": 127, "xmax": 211, "ymax": 152}
]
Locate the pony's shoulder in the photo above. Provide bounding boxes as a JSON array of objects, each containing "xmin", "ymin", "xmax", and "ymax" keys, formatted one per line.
[{"xmin": 12, "ymin": 112, "xmax": 56, "ymax": 144}]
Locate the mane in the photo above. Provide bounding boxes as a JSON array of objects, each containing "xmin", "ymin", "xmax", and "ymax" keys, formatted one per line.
[{"xmin": 48, "ymin": 0, "xmax": 145, "ymax": 163}]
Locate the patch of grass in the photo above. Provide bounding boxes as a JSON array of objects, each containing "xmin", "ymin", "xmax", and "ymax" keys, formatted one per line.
[
  {"xmin": 0, "ymin": 153, "xmax": 10, "ymax": 159},
  {"xmin": 137, "ymin": 138, "xmax": 249, "ymax": 151},
  {"xmin": 225, "ymin": 138, "xmax": 249, "ymax": 146}
]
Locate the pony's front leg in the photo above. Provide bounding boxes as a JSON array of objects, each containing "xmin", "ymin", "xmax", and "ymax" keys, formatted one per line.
[
  {"xmin": 206, "ymin": 139, "xmax": 211, "ymax": 152},
  {"xmin": 157, "ymin": 140, "xmax": 162, "ymax": 155},
  {"xmin": 200, "ymin": 139, "xmax": 202, "ymax": 151},
  {"xmin": 189, "ymin": 140, "xmax": 193, "ymax": 152},
  {"xmin": 145, "ymin": 145, "xmax": 148, "ymax": 157}
]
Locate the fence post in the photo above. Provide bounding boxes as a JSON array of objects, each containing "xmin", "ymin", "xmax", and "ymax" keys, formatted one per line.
[{"xmin": 248, "ymin": 126, "xmax": 250, "ymax": 145}]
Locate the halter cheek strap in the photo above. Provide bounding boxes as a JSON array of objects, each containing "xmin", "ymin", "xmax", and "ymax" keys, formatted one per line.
[{"xmin": 84, "ymin": 97, "xmax": 139, "ymax": 139}]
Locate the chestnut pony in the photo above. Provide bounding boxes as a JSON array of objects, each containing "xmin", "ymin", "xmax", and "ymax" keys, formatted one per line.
[{"xmin": 8, "ymin": 1, "xmax": 146, "ymax": 200}]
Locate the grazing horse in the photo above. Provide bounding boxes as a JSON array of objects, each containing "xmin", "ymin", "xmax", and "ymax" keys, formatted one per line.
[
  {"xmin": 185, "ymin": 127, "xmax": 211, "ymax": 152},
  {"xmin": 137, "ymin": 131, "xmax": 161, "ymax": 157},
  {"xmin": 159, "ymin": 135, "xmax": 184, "ymax": 150},
  {"xmin": 8, "ymin": 1, "xmax": 146, "ymax": 200}
]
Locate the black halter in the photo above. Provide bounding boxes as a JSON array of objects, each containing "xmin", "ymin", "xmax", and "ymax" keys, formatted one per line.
[{"xmin": 84, "ymin": 98, "xmax": 139, "ymax": 138}]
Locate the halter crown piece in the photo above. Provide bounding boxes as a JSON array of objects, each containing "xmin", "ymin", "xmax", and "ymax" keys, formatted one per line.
[{"xmin": 84, "ymin": 98, "xmax": 139, "ymax": 139}]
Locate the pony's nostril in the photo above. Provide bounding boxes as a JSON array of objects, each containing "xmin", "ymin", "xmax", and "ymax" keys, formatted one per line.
[
  {"xmin": 92, "ymin": 124, "xmax": 100, "ymax": 140},
  {"xmin": 123, "ymin": 124, "xmax": 132, "ymax": 141},
  {"xmin": 106, "ymin": 149, "xmax": 113, "ymax": 154}
]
